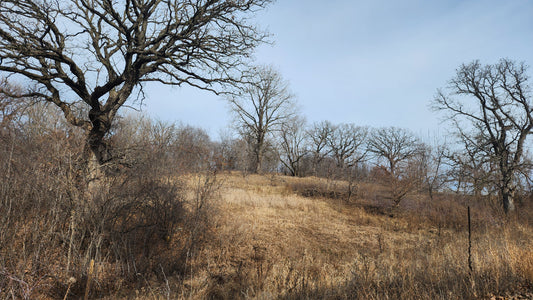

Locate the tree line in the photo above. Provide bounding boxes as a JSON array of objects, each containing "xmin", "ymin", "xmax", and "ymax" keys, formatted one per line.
[{"xmin": 225, "ymin": 60, "xmax": 533, "ymax": 214}]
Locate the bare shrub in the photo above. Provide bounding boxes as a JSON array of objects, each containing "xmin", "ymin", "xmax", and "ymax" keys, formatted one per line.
[
  {"xmin": 286, "ymin": 178, "xmax": 351, "ymax": 200},
  {"xmin": 0, "ymin": 109, "xmax": 219, "ymax": 298}
]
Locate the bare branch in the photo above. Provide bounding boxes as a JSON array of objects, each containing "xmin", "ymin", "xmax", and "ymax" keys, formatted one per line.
[
  {"xmin": 432, "ymin": 59, "xmax": 533, "ymax": 213},
  {"xmin": 227, "ymin": 65, "xmax": 297, "ymax": 173},
  {"xmin": 0, "ymin": 0, "xmax": 272, "ymax": 165}
]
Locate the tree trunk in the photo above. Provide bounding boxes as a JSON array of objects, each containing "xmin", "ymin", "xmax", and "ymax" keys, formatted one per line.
[
  {"xmin": 427, "ymin": 185, "xmax": 434, "ymax": 201},
  {"xmin": 500, "ymin": 167, "xmax": 516, "ymax": 214},
  {"xmin": 312, "ymin": 155, "xmax": 322, "ymax": 176},
  {"xmin": 389, "ymin": 160, "xmax": 397, "ymax": 177},
  {"xmin": 473, "ymin": 179, "xmax": 482, "ymax": 200},
  {"xmin": 254, "ymin": 147, "xmax": 263, "ymax": 174},
  {"xmin": 291, "ymin": 162, "xmax": 299, "ymax": 177},
  {"xmin": 251, "ymin": 133, "xmax": 264, "ymax": 174},
  {"xmin": 86, "ymin": 153, "xmax": 103, "ymax": 198},
  {"xmin": 501, "ymin": 185, "xmax": 516, "ymax": 214},
  {"xmin": 85, "ymin": 114, "xmax": 111, "ymax": 195}
]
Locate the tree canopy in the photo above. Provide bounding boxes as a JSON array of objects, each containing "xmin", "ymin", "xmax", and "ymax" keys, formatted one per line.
[
  {"xmin": 433, "ymin": 59, "xmax": 533, "ymax": 213},
  {"xmin": 0, "ymin": 0, "xmax": 272, "ymax": 165}
]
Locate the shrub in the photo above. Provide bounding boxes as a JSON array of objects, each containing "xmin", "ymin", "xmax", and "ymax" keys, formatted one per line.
[{"xmin": 0, "ymin": 110, "xmax": 218, "ymax": 299}]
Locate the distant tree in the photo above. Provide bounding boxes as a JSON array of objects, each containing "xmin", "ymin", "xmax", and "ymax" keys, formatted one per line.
[
  {"xmin": 0, "ymin": 79, "xmax": 26, "ymax": 133},
  {"xmin": 0, "ymin": 0, "xmax": 272, "ymax": 179},
  {"xmin": 368, "ymin": 127, "xmax": 422, "ymax": 176},
  {"xmin": 173, "ymin": 124, "xmax": 213, "ymax": 172},
  {"xmin": 110, "ymin": 114, "xmax": 212, "ymax": 174},
  {"xmin": 420, "ymin": 142, "xmax": 449, "ymax": 201},
  {"xmin": 212, "ymin": 131, "xmax": 249, "ymax": 172},
  {"xmin": 327, "ymin": 123, "xmax": 368, "ymax": 170},
  {"xmin": 307, "ymin": 120, "xmax": 334, "ymax": 175},
  {"xmin": 278, "ymin": 116, "xmax": 308, "ymax": 176},
  {"xmin": 212, "ymin": 131, "xmax": 233, "ymax": 171},
  {"xmin": 228, "ymin": 65, "xmax": 296, "ymax": 173},
  {"xmin": 433, "ymin": 59, "xmax": 533, "ymax": 214},
  {"xmin": 368, "ymin": 127, "xmax": 424, "ymax": 207}
]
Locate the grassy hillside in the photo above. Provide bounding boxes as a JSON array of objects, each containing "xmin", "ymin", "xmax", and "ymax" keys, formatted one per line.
[
  {"xmin": 136, "ymin": 172, "xmax": 533, "ymax": 299},
  {"xmin": 2, "ymin": 170, "xmax": 533, "ymax": 299}
]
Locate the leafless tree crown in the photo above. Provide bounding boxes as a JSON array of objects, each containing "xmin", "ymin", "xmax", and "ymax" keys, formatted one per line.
[
  {"xmin": 278, "ymin": 115, "xmax": 307, "ymax": 176},
  {"xmin": 433, "ymin": 59, "xmax": 533, "ymax": 213},
  {"xmin": 0, "ymin": 0, "xmax": 271, "ymax": 163},
  {"xmin": 327, "ymin": 123, "xmax": 368, "ymax": 169},
  {"xmin": 367, "ymin": 126, "xmax": 422, "ymax": 175},
  {"xmin": 228, "ymin": 65, "xmax": 296, "ymax": 173}
]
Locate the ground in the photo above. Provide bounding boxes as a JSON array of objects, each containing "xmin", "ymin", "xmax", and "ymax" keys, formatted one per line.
[{"xmin": 136, "ymin": 172, "xmax": 533, "ymax": 299}]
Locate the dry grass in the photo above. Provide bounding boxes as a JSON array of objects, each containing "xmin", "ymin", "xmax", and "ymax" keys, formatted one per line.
[
  {"xmin": 137, "ymin": 172, "xmax": 533, "ymax": 299},
  {"xmin": 2, "ymin": 169, "xmax": 533, "ymax": 299}
]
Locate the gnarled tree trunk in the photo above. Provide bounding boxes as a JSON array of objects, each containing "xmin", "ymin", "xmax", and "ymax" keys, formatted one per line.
[
  {"xmin": 500, "ymin": 172, "xmax": 516, "ymax": 214},
  {"xmin": 85, "ymin": 111, "xmax": 113, "ymax": 195}
]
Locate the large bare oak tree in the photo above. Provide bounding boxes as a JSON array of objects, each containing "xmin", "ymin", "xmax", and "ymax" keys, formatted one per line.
[
  {"xmin": 0, "ymin": 0, "xmax": 271, "ymax": 175},
  {"xmin": 433, "ymin": 59, "xmax": 533, "ymax": 214},
  {"xmin": 368, "ymin": 127, "xmax": 422, "ymax": 176},
  {"xmin": 327, "ymin": 123, "xmax": 368, "ymax": 170}
]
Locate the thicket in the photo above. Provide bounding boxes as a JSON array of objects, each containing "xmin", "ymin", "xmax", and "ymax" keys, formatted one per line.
[{"xmin": 0, "ymin": 105, "xmax": 218, "ymax": 299}]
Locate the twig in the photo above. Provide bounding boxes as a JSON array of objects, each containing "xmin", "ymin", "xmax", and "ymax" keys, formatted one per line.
[
  {"xmin": 84, "ymin": 259, "xmax": 94, "ymax": 300},
  {"xmin": 468, "ymin": 206, "xmax": 473, "ymax": 273}
]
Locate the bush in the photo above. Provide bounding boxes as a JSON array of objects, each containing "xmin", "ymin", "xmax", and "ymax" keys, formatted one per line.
[
  {"xmin": 286, "ymin": 178, "xmax": 353, "ymax": 201},
  {"xmin": 0, "ymin": 110, "xmax": 218, "ymax": 299}
]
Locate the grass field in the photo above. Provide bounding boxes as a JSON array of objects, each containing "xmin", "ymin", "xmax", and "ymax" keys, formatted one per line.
[
  {"xmin": 2, "ymin": 171, "xmax": 532, "ymax": 299},
  {"xmin": 132, "ymin": 172, "xmax": 533, "ymax": 299}
]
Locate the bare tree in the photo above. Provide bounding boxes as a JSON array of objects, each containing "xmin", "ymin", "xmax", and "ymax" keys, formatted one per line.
[
  {"xmin": 307, "ymin": 120, "xmax": 334, "ymax": 175},
  {"xmin": 368, "ymin": 127, "xmax": 424, "ymax": 207},
  {"xmin": 0, "ymin": 79, "xmax": 24, "ymax": 130},
  {"xmin": 0, "ymin": 0, "xmax": 271, "ymax": 178},
  {"xmin": 278, "ymin": 116, "xmax": 307, "ymax": 176},
  {"xmin": 433, "ymin": 59, "xmax": 533, "ymax": 213},
  {"xmin": 212, "ymin": 130, "xmax": 247, "ymax": 171},
  {"xmin": 420, "ymin": 142, "xmax": 449, "ymax": 201},
  {"xmin": 368, "ymin": 127, "xmax": 422, "ymax": 176},
  {"xmin": 109, "ymin": 114, "xmax": 213, "ymax": 173},
  {"xmin": 228, "ymin": 65, "xmax": 296, "ymax": 173},
  {"xmin": 445, "ymin": 126, "xmax": 496, "ymax": 198},
  {"xmin": 327, "ymin": 123, "xmax": 368, "ymax": 170},
  {"xmin": 173, "ymin": 124, "xmax": 213, "ymax": 172}
]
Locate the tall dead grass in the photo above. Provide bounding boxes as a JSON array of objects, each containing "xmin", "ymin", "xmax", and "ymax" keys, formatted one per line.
[{"xmin": 175, "ymin": 173, "xmax": 533, "ymax": 299}]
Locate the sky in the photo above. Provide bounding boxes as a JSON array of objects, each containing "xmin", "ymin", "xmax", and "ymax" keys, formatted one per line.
[{"xmin": 142, "ymin": 0, "xmax": 533, "ymax": 139}]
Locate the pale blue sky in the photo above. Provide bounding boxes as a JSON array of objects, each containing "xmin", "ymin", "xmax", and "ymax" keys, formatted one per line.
[{"xmin": 142, "ymin": 0, "xmax": 533, "ymax": 138}]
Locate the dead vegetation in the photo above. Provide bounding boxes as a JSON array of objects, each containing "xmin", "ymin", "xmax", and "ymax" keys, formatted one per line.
[
  {"xmin": 2, "ymin": 156, "xmax": 533, "ymax": 299},
  {"xmin": 0, "ymin": 109, "xmax": 219, "ymax": 299},
  {"xmin": 1, "ymin": 108, "xmax": 533, "ymax": 299},
  {"xmin": 157, "ymin": 173, "xmax": 533, "ymax": 299}
]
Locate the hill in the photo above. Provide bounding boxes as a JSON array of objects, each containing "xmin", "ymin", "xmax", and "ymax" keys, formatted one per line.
[{"xmin": 151, "ymin": 172, "xmax": 533, "ymax": 299}]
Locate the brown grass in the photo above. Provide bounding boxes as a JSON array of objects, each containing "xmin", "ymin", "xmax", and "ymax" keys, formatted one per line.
[
  {"xmin": 2, "ymin": 168, "xmax": 533, "ymax": 299},
  {"xmin": 126, "ymin": 172, "xmax": 533, "ymax": 299}
]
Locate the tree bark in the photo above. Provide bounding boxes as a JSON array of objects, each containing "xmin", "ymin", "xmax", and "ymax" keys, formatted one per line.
[
  {"xmin": 252, "ymin": 142, "xmax": 263, "ymax": 174},
  {"xmin": 501, "ymin": 184, "xmax": 516, "ymax": 214},
  {"xmin": 250, "ymin": 131, "xmax": 265, "ymax": 174},
  {"xmin": 85, "ymin": 112, "xmax": 112, "ymax": 194}
]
